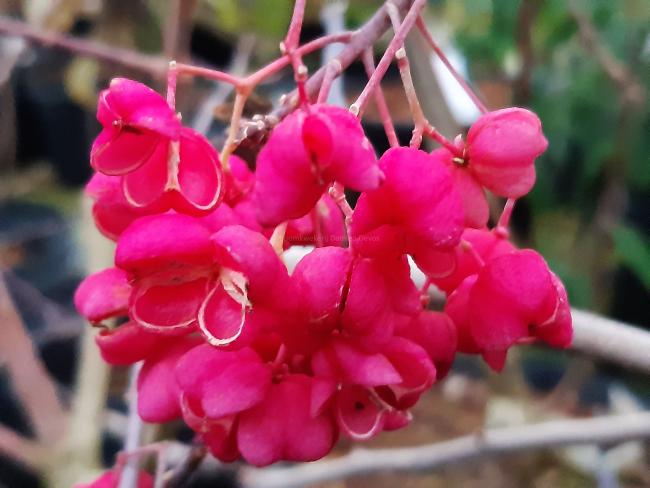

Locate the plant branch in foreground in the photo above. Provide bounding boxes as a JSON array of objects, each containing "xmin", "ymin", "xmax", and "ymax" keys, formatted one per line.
[{"xmin": 242, "ymin": 410, "xmax": 650, "ymax": 488}]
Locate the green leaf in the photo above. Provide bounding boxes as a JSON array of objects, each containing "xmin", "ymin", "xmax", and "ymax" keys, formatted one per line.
[{"xmin": 612, "ymin": 225, "xmax": 650, "ymax": 290}]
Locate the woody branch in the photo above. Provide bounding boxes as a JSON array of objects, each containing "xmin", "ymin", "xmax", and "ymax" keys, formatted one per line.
[{"xmin": 241, "ymin": 410, "xmax": 650, "ymax": 488}]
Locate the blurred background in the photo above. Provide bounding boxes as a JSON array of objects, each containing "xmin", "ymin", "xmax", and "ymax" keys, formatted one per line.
[{"xmin": 0, "ymin": 0, "xmax": 648, "ymax": 487}]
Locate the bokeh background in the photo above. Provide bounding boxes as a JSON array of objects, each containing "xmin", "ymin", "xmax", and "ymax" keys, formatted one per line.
[{"xmin": 0, "ymin": 0, "xmax": 648, "ymax": 487}]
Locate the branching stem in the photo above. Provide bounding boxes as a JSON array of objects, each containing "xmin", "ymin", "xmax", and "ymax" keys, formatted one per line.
[
  {"xmin": 351, "ymin": 0, "xmax": 426, "ymax": 117},
  {"xmin": 386, "ymin": 3, "xmax": 428, "ymax": 148},
  {"xmin": 328, "ymin": 183, "xmax": 354, "ymax": 247}
]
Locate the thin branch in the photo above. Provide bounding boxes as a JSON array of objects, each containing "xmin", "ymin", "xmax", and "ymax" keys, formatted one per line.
[
  {"xmin": 385, "ymin": 2, "xmax": 427, "ymax": 147},
  {"xmin": 173, "ymin": 63, "xmax": 241, "ymax": 87},
  {"xmin": 220, "ymin": 89, "xmax": 250, "ymax": 165},
  {"xmin": 0, "ymin": 11, "xmax": 353, "ymax": 99},
  {"xmin": 283, "ymin": 0, "xmax": 309, "ymax": 106},
  {"xmin": 415, "ymin": 16, "xmax": 488, "ymax": 114},
  {"xmin": 316, "ymin": 58, "xmax": 342, "ymax": 104},
  {"xmin": 245, "ymin": 32, "xmax": 353, "ymax": 87},
  {"xmin": 284, "ymin": 0, "xmax": 305, "ymax": 51},
  {"xmin": 241, "ymin": 411, "xmax": 650, "ymax": 488},
  {"xmin": 351, "ymin": 0, "xmax": 426, "ymax": 117},
  {"xmin": 361, "ymin": 49, "xmax": 399, "ymax": 148},
  {"xmin": 328, "ymin": 183, "xmax": 353, "ymax": 222},
  {"xmin": 241, "ymin": 0, "xmax": 414, "ymax": 143},
  {"xmin": 422, "ymin": 124, "xmax": 463, "ymax": 155},
  {"xmin": 571, "ymin": 309, "xmax": 650, "ymax": 373},
  {"xmin": 403, "ymin": 30, "xmax": 461, "ymax": 142},
  {"xmin": 389, "ymin": 8, "xmax": 461, "ymax": 155},
  {"xmin": 328, "ymin": 183, "xmax": 354, "ymax": 250},
  {"xmin": 305, "ymin": 0, "xmax": 413, "ymax": 102},
  {"xmin": 384, "ymin": 4, "xmax": 460, "ymax": 152},
  {"xmin": 0, "ymin": 15, "xmax": 167, "ymax": 75}
]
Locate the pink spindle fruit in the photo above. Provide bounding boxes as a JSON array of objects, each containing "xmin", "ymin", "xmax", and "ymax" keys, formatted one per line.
[
  {"xmin": 254, "ymin": 104, "xmax": 381, "ymax": 226},
  {"xmin": 76, "ymin": 73, "xmax": 572, "ymax": 468},
  {"xmin": 91, "ymin": 78, "xmax": 180, "ymax": 175},
  {"xmin": 351, "ymin": 146, "xmax": 464, "ymax": 277}
]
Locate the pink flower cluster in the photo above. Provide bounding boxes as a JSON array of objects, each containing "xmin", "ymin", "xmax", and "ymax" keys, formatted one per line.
[{"xmin": 75, "ymin": 78, "xmax": 572, "ymax": 467}]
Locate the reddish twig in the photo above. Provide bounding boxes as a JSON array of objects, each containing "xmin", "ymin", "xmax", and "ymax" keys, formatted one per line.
[
  {"xmin": 422, "ymin": 124, "xmax": 462, "ymax": 156},
  {"xmin": 385, "ymin": 3, "xmax": 461, "ymax": 153},
  {"xmin": 173, "ymin": 63, "xmax": 241, "ymax": 87},
  {"xmin": 415, "ymin": 16, "xmax": 488, "ymax": 114},
  {"xmin": 162, "ymin": 0, "xmax": 197, "ymax": 61},
  {"xmin": 361, "ymin": 49, "xmax": 399, "ymax": 148},
  {"xmin": 351, "ymin": 0, "xmax": 426, "ymax": 117},
  {"xmin": 329, "ymin": 183, "xmax": 353, "ymax": 222},
  {"xmin": 386, "ymin": 2, "xmax": 428, "ymax": 147},
  {"xmin": 239, "ymin": 0, "xmax": 414, "ymax": 143},
  {"xmin": 303, "ymin": 0, "xmax": 413, "ymax": 103},
  {"xmin": 174, "ymin": 32, "xmax": 354, "ymax": 163},
  {"xmin": 282, "ymin": 0, "xmax": 310, "ymax": 106},
  {"xmin": 221, "ymin": 89, "xmax": 251, "ymax": 165},
  {"xmin": 0, "ymin": 15, "xmax": 167, "ymax": 75},
  {"xmin": 317, "ymin": 58, "xmax": 343, "ymax": 104},
  {"xmin": 166, "ymin": 62, "xmax": 179, "ymax": 109},
  {"xmin": 245, "ymin": 32, "xmax": 353, "ymax": 87}
]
